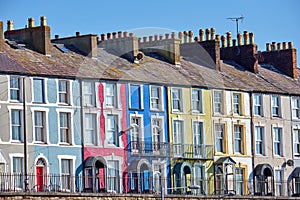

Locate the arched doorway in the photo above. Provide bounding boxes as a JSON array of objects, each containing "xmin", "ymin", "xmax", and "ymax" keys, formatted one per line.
[
  {"xmin": 173, "ymin": 162, "xmax": 192, "ymax": 194},
  {"xmin": 84, "ymin": 156, "xmax": 107, "ymax": 192},
  {"xmin": 35, "ymin": 158, "xmax": 47, "ymax": 192},
  {"xmin": 254, "ymin": 164, "xmax": 274, "ymax": 196}
]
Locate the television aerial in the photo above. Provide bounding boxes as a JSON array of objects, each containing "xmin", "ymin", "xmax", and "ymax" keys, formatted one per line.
[{"xmin": 227, "ymin": 15, "xmax": 245, "ymax": 37}]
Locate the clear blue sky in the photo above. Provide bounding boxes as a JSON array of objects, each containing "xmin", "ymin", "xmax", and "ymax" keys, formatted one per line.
[{"xmin": 1, "ymin": 0, "xmax": 300, "ymax": 66}]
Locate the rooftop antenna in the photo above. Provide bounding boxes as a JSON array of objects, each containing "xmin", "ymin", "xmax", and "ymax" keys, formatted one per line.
[{"xmin": 227, "ymin": 15, "xmax": 245, "ymax": 36}]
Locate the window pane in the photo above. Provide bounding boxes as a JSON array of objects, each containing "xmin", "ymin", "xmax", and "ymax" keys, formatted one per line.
[
  {"xmin": 33, "ymin": 79, "xmax": 45, "ymax": 103},
  {"xmin": 10, "ymin": 77, "xmax": 20, "ymax": 101},
  {"xmin": 84, "ymin": 114, "xmax": 96, "ymax": 145},
  {"xmin": 34, "ymin": 111, "xmax": 45, "ymax": 142},
  {"xmin": 130, "ymin": 85, "xmax": 141, "ymax": 109},
  {"xmin": 11, "ymin": 110, "xmax": 21, "ymax": 141}
]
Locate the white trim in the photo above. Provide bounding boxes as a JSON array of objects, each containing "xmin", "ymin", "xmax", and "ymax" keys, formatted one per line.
[
  {"xmin": 56, "ymin": 79, "xmax": 73, "ymax": 106},
  {"xmin": 103, "ymin": 82, "xmax": 119, "ymax": 109},
  {"xmin": 151, "ymin": 115, "xmax": 165, "ymax": 143},
  {"xmin": 149, "ymin": 85, "xmax": 164, "ymax": 111},
  {"xmin": 191, "ymin": 88, "xmax": 204, "ymax": 114},
  {"xmin": 104, "ymin": 113, "xmax": 123, "ymax": 148},
  {"xmin": 8, "ymin": 106, "xmax": 24, "ymax": 143},
  {"xmin": 31, "ymin": 107, "xmax": 50, "ymax": 144},
  {"xmin": 83, "ymin": 112, "xmax": 100, "ymax": 147},
  {"xmin": 57, "ymin": 155, "xmax": 76, "ymax": 192},
  {"xmin": 129, "ymin": 113, "xmax": 144, "ymax": 142},
  {"xmin": 171, "ymin": 87, "xmax": 183, "ymax": 113},
  {"xmin": 56, "ymin": 108, "xmax": 74, "ymax": 145},
  {"xmin": 8, "ymin": 75, "xmax": 23, "ymax": 103}
]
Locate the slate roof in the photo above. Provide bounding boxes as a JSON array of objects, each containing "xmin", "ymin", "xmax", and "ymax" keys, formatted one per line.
[{"xmin": 0, "ymin": 40, "xmax": 299, "ymax": 95}]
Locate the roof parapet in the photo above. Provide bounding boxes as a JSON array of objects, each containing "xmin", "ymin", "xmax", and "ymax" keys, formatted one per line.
[
  {"xmin": 260, "ymin": 41, "xmax": 297, "ymax": 79},
  {"xmin": 4, "ymin": 16, "xmax": 51, "ymax": 56}
]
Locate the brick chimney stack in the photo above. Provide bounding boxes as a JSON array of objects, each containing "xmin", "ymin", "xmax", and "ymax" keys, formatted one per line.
[
  {"xmin": 4, "ymin": 16, "xmax": 51, "ymax": 55},
  {"xmin": 260, "ymin": 41, "xmax": 298, "ymax": 79},
  {"xmin": 220, "ymin": 31, "xmax": 258, "ymax": 73}
]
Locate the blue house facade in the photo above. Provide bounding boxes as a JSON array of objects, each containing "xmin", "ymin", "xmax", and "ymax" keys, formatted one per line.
[{"xmin": 126, "ymin": 83, "xmax": 170, "ymax": 194}]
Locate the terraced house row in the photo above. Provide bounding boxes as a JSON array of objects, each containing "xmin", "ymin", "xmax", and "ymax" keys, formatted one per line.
[{"xmin": 0, "ymin": 16, "xmax": 299, "ymax": 197}]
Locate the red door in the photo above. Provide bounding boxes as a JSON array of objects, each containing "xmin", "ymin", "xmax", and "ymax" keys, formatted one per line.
[{"xmin": 36, "ymin": 166, "xmax": 44, "ymax": 192}]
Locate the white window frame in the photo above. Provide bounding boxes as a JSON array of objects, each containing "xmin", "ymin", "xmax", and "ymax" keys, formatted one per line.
[
  {"xmin": 31, "ymin": 107, "xmax": 49, "ymax": 144},
  {"xmin": 9, "ymin": 106, "xmax": 23, "ymax": 143},
  {"xmin": 150, "ymin": 85, "xmax": 164, "ymax": 111},
  {"xmin": 171, "ymin": 88, "xmax": 183, "ymax": 113},
  {"xmin": 57, "ymin": 109, "xmax": 74, "ymax": 145},
  {"xmin": 83, "ymin": 81, "xmax": 96, "ymax": 107},
  {"xmin": 234, "ymin": 125, "xmax": 243, "ymax": 154},
  {"xmin": 32, "ymin": 77, "xmax": 47, "ymax": 104},
  {"xmin": 58, "ymin": 155, "xmax": 76, "ymax": 192},
  {"xmin": 9, "ymin": 76, "xmax": 23, "ymax": 102},
  {"xmin": 215, "ymin": 123, "xmax": 225, "ymax": 153},
  {"xmin": 273, "ymin": 127, "xmax": 283, "ymax": 156},
  {"xmin": 128, "ymin": 83, "xmax": 144, "ymax": 109},
  {"xmin": 271, "ymin": 96, "xmax": 281, "ymax": 117},
  {"xmin": 57, "ymin": 80, "xmax": 71, "ymax": 105},
  {"xmin": 105, "ymin": 82, "xmax": 118, "ymax": 108},
  {"xmin": 233, "ymin": 93, "xmax": 241, "ymax": 115},
  {"xmin": 172, "ymin": 118, "xmax": 184, "ymax": 156},
  {"xmin": 130, "ymin": 113, "xmax": 144, "ymax": 152},
  {"xmin": 275, "ymin": 169, "xmax": 284, "ymax": 196},
  {"xmin": 151, "ymin": 115, "xmax": 165, "ymax": 152},
  {"xmin": 213, "ymin": 90, "xmax": 223, "ymax": 114},
  {"xmin": 193, "ymin": 162, "xmax": 206, "ymax": 195},
  {"xmin": 255, "ymin": 126, "xmax": 265, "ymax": 156},
  {"xmin": 191, "ymin": 89, "xmax": 203, "ymax": 113},
  {"xmin": 192, "ymin": 119, "xmax": 205, "ymax": 157},
  {"xmin": 106, "ymin": 114, "xmax": 120, "ymax": 147},
  {"xmin": 9, "ymin": 153, "xmax": 24, "ymax": 190},
  {"xmin": 293, "ymin": 128, "xmax": 300, "ymax": 156},
  {"xmin": 84, "ymin": 113, "xmax": 98, "ymax": 146},
  {"xmin": 292, "ymin": 97, "xmax": 300, "ymax": 119},
  {"xmin": 107, "ymin": 160, "xmax": 119, "ymax": 193},
  {"xmin": 253, "ymin": 94, "xmax": 263, "ymax": 116}
]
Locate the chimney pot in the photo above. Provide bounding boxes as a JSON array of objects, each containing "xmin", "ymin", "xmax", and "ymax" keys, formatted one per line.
[
  {"xmin": 243, "ymin": 31, "xmax": 249, "ymax": 45},
  {"xmin": 271, "ymin": 42, "xmax": 276, "ymax": 51},
  {"xmin": 221, "ymin": 35, "xmax": 226, "ymax": 48},
  {"xmin": 178, "ymin": 32, "xmax": 183, "ymax": 40},
  {"xmin": 165, "ymin": 33, "xmax": 170, "ymax": 39},
  {"xmin": 171, "ymin": 32, "xmax": 176, "ymax": 39},
  {"xmin": 199, "ymin": 29, "xmax": 204, "ymax": 42},
  {"xmin": 183, "ymin": 31, "xmax": 188, "ymax": 43},
  {"xmin": 282, "ymin": 42, "xmax": 287, "ymax": 50},
  {"xmin": 237, "ymin": 33, "xmax": 242, "ymax": 46},
  {"xmin": 205, "ymin": 28, "xmax": 211, "ymax": 41},
  {"xmin": 138, "ymin": 38, "xmax": 142, "ymax": 43},
  {"xmin": 154, "ymin": 34, "xmax": 159, "ymax": 41},
  {"xmin": 123, "ymin": 31, "xmax": 128, "ymax": 38},
  {"xmin": 232, "ymin": 39, "xmax": 236, "ymax": 47},
  {"xmin": 159, "ymin": 35, "xmax": 163, "ymax": 40},
  {"xmin": 211, "ymin": 28, "xmax": 216, "ymax": 40},
  {"xmin": 266, "ymin": 43, "xmax": 271, "ymax": 51},
  {"xmin": 107, "ymin": 33, "xmax": 112, "ymax": 39},
  {"xmin": 40, "ymin": 16, "xmax": 47, "ymax": 26},
  {"xmin": 143, "ymin": 36, "xmax": 147, "ymax": 43},
  {"xmin": 76, "ymin": 32, "xmax": 80, "ymax": 37},
  {"xmin": 55, "ymin": 34, "xmax": 59, "ymax": 39},
  {"xmin": 129, "ymin": 33, "xmax": 134, "ymax": 38},
  {"xmin": 101, "ymin": 34, "xmax": 106, "ymax": 41},
  {"xmin": 28, "ymin": 17, "xmax": 35, "ymax": 28},
  {"xmin": 288, "ymin": 42, "xmax": 293, "ymax": 49},
  {"xmin": 226, "ymin": 32, "xmax": 232, "ymax": 47},
  {"xmin": 188, "ymin": 30, "xmax": 193, "ymax": 43},
  {"xmin": 277, "ymin": 43, "xmax": 282, "ymax": 50},
  {"xmin": 215, "ymin": 34, "xmax": 220, "ymax": 42},
  {"xmin": 112, "ymin": 32, "xmax": 117, "ymax": 39},
  {"xmin": 7, "ymin": 20, "xmax": 14, "ymax": 31},
  {"xmin": 118, "ymin": 31, "xmax": 122, "ymax": 38},
  {"xmin": 249, "ymin": 32, "xmax": 254, "ymax": 44},
  {"xmin": 149, "ymin": 36, "xmax": 153, "ymax": 42}
]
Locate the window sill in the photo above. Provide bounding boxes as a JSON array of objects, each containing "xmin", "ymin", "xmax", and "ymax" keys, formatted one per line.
[
  {"xmin": 59, "ymin": 143, "xmax": 72, "ymax": 146},
  {"xmin": 58, "ymin": 103, "xmax": 71, "ymax": 106},
  {"xmin": 34, "ymin": 141, "xmax": 47, "ymax": 144},
  {"xmin": 150, "ymin": 108, "xmax": 164, "ymax": 112}
]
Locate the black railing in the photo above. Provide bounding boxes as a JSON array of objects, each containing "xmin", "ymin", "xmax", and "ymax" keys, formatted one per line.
[
  {"xmin": 127, "ymin": 141, "xmax": 169, "ymax": 156},
  {"xmin": 172, "ymin": 144, "xmax": 214, "ymax": 159}
]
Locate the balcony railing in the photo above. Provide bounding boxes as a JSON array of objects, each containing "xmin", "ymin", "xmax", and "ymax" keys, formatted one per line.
[
  {"xmin": 126, "ymin": 141, "xmax": 169, "ymax": 157},
  {"xmin": 172, "ymin": 144, "xmax": 213, "ymax": 159},
  {"xmin": 126, "ymin": 142, "xmax": 213, "ymax": 159}
]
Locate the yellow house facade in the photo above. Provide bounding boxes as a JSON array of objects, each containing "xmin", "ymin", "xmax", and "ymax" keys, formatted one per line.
[{"xmin": 168, "ymin": 86, "xmax": 214, "ymax": 195}]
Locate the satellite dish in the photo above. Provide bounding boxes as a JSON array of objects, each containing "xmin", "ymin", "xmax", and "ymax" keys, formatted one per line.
[{"xmin": 287, "ymin": 159, "xmax": 294, "ymax": 166}]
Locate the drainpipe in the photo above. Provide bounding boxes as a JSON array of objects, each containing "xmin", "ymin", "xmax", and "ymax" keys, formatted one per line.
[
  {"xmin": 79, "ymin": 78, "xmax": 85, "ymax": 192},
  {"xmin": 249, "ymin": 92, "xmax": 255, "ymax": 195},
  {"xmin": 23, "ymin": 77, "xmax": 28, "ymax": 192}
]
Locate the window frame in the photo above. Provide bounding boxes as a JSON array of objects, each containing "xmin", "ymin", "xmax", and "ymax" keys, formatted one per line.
[
  {"xmin": 58, "ymin": 80, "xmax": 70, "ymax": 105},
  {"xmin": 32, "ymin": 109, "xmax": 49, "ymax": 144},
  {"xmin": 151, "ymin": 116, "xmax": 164, "ymax": 151},
  {"xmin": 293, "ymin": 128, "xmax": 300, "ymax": 156},
  {"xmin": 10, "ymin": 109, "xmax": 23, "ymax": 142},
  {"xmin": 130, "ymin": 114, "xmax": 144, "ymax": 152},
  {"xmin": 233, "ymin": 93, "xmax": 241, "ymax": 115},
  {"xmin": 58, "ymin": 155, "xmax": 75, "ymax": 192},
  {"xmin": 273, "ymin": 127, "xmax": 283, "ymax": 156},
  {"xmin": 9, "ymin": 76, "xmax": 22, "ymax": 102},
  {"xmin": 58, "ymin": 111, "xmax": 73, "ymax": 145},
  {"xmin": 83, "ymin": 81, "xmax": 96, "ymax": 107},
  {"xmin": 106, "ymin": 114, "xmax": 119, "ymax": 147},
  {"xmin": 215, "ymin": 123, "xmax": 225, "ymax": 153},
  {"xmin": 275, "ymin": 169, "xmax": 284, "ymax": 196},
  {"xmin": 128, "ymin": 84, "xmax": 144, "ymax": 110},
  {"xmin": 271, "ymin": 96, "xmax": 281, "ymax": 117},
  {"xmin": 234, "ymin": 125, "xmax": 244, "ymax": 154},
  {"xmin": 172, "ymin": 119, "xmax": 184, "ymax": 156},
  {"xmin": 253, "ymin": 94, "xmax": 263, "ymax": 116},
  {"xmin": 84, "ymin": 113, "xmax": 98, "ymax": 146},
  {"xmin": 171, "ymin": 88, "xmax": 183, "ymax": 113},
  {"xmin": 105, "ymin": 83, "xmax": 117, "ymax": 108},
  {"xmin": 191, "ymin": 88, "xmax": 203, "ymax": 113},
  {"xmin": 193, "ymin": 120, "xmax": 204, "ymax": 157},
  {"xmin": 107, "ymin": 160, "xmax": 119, "ymax": 192},
  {"xmin": 292, "ymin": 97, "xmax": 300, "ymax": 119},
  {"xmin": 33, "ymin": 78, "xmax": 46, "ymax": 103},
  {"xmin": 150, "ymin": 85, "xmax": 164, "ymax": 111},
  {"xmin": 255, "ymin": 126, "xmax": 265, "ymax": 156},
  {"xmin": 213, "ymin": 90, "xmax": 223, "ymax": 114}
]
